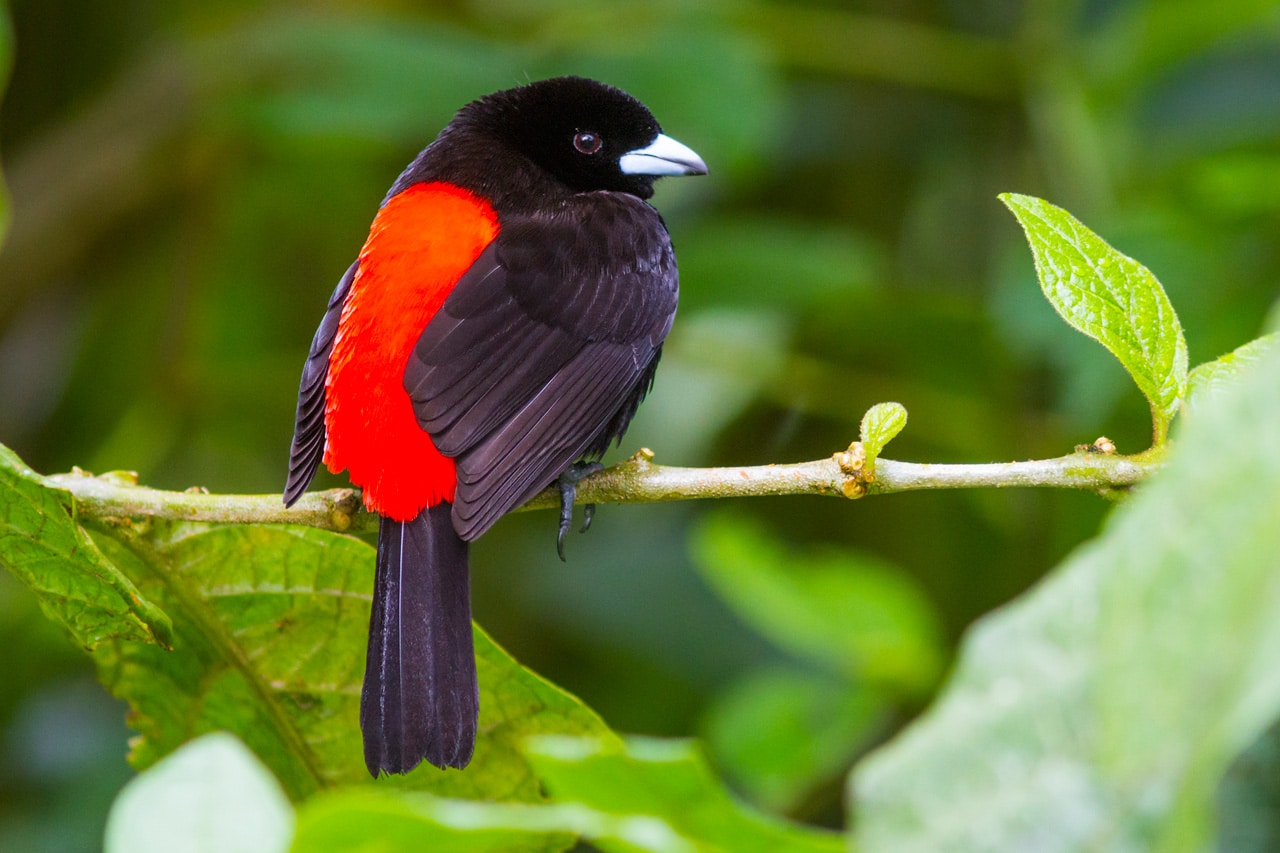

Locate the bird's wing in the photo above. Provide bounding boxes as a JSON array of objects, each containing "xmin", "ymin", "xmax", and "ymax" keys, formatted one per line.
[
  {"xmin": 284, "ymin": 262, "xmax": 357, "ymax": 505},
  {"xmin": 404, "ymin": 194, "xmax": 678, "ymax": 540}
]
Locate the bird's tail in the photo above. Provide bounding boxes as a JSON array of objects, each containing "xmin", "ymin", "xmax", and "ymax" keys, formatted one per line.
[{"xmin": 361, "ymin": 502, "xmax": 477, "ymax": 774}]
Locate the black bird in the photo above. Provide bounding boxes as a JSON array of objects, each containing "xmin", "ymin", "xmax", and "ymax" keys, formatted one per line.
[{"xmin": 284, "ymin": 77, "xmax": 707, "ymax": 774}]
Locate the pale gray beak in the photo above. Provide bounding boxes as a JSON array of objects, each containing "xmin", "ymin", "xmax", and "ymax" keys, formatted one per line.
[{"xmin": 619, "ymin": 133, "xmax": 708, "ymax": 177}]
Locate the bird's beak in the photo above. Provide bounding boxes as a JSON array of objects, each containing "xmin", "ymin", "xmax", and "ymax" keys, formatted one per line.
[{"xmin": 619, "ymin": 133, "xmax": 708, "ymax": 177}]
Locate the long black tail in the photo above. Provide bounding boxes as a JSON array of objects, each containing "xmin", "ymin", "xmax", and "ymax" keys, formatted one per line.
[{"xmin": 361, "ymin": 502, "xmax": 477, "ymax": 775}]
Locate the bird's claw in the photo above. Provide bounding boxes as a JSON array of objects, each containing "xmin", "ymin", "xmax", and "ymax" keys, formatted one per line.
[{"xmin": 556, "ymin": 462, "xmax": 605, "ymax": 560}]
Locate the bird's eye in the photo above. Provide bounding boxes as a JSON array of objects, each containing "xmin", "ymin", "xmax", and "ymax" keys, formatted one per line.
[{"xmin": 573, "ymin": 131, "xmax": 603, "ymax": 155}]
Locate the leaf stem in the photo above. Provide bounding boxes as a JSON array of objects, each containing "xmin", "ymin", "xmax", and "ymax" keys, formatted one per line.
[
  {"xmin": 46, "ymin": 447, "xmax": 1159, "ymax": 534},
  {"xmin": 1151, "ymin": 405, "xmax": 1170, "ymax": 448}
]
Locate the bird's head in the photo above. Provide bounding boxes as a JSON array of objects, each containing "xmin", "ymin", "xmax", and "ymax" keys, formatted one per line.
[{"xmin": 459, "ymin": 76, "xmax": 708, "ymax": 200}]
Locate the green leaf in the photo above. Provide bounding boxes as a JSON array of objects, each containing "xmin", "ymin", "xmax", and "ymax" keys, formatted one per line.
[
  {"xmin": 703, "ymin": 668, "xmax": 887, "ymax": 813},
  {"xmin": 691, "ymin": 512, "xmax": 944, "ymax": 695},
  {"xmin": 86, "ymin": 520, "xmax": 615, "ymax": 802},
  {"xmin": 528, "ymin": 736, "xmax": 844, "ymax": 853},
  {"xmin": 859, "ymin": 402, "xmax": 908, "ymax": 466},
  {"xmin": 0, "ymin": 444, "xmax": 171, "ymax": 648},
  {"xmin": 294, "ymin": 789, "xmax": 574, "ymax": 853},
  {"xmin": 1186, "ymin": 332, "xmax": 1279, "ymax": 411},
  {"xmin": 105, "ymin": 732, "xmax": 294, "ymax": 853},
  {"xmin": 852, "ymin": 346, "xmax": 1280, "ymax": 850},
  {"xmin": 292, "ymin": 736, "xmax": 840, "ymax": 853},
  {"xmin": 1000, "ymin": 193, "xmax": 1188, "ymax": 444}
]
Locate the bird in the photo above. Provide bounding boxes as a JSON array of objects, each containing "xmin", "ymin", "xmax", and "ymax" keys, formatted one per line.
[{"xmin": 283, "ymin": 76, "xmax": 707, "ymax": 776}]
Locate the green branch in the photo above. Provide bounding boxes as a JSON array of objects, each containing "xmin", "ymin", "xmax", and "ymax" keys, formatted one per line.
[{"xmin": 46, "ymin": 446, "xmax": 1158, "ymax": 535}]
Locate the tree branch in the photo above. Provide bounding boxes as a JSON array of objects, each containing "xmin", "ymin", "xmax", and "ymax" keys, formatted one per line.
[{"xmin": 46, "ymin": 446, "xmax": 1158, "ymax": 534}]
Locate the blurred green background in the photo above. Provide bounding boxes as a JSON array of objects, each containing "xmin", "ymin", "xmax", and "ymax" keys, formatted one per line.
[{"xmin": 1, "ymin": 0, "xmax": 1277, "ymax": 849}]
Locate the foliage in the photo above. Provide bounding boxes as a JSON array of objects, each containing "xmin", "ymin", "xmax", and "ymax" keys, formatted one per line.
[
  {"xmin": 85, "ymin": 516, "xmax": 617, "ymax": 802},
  {"xmin": 1000, "ymin": 194, "xmax": 1188, "ymax": 446},
  {"xmin": 3, "ymin": 0, "xmax": 1280, "ymax": 850},
  {"xmin": 692, "ymin": 509, "xmax": 938, "ymax": 814},
  {"xmin": 113, "ymin": 733, "xmax": 839, "ymax": 853},
  {"xmin": 854, "ymin": 338, "xmax": 1280, "ymax": 851},
  {"xmin": 1186, "ymin": 333, "xmax": 1280, "ymax": 412},
  {"xmin": 692, "ymin": 512, "xmax": 942, "ymax": 695},
  {"xmin": 0, "ymin": 451, "xmax": 170, "ymax": 648},
  {"xmin": 4, "ymin": 185, "xmax": 1280, "ymax": 848},
  {"xmin": 857, "ymin": 402, "xmax": 907, "ymax": 470}
]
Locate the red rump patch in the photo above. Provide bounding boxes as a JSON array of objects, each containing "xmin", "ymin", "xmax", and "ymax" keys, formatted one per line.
[{"xmin": 324, "ymin": 182, "xmax": 499, "ymax": 521}]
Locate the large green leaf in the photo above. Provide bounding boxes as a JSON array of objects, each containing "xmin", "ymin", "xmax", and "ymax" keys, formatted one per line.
[
  {"xmin": 852, "ymin": 347, "xmax": 1280, "ymax": 850},
  {"xmin": 528, "ymin": 736, "xmax": 843, "ymax": 853},
  {"xmin": 85, "ymin": 517, "xmax": 615, "ymax": 802},
  {"xmin": 1000, "ymin": 193, "xmax": 1188, "ymax": 444},
  {"xmin": 0, "ymin": 445, "xmax": 171, "ymax": 648}
]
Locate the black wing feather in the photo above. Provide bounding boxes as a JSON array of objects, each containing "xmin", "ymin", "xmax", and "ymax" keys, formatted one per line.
[
  {"xmin": 284, "ymin": 262, "xmax": 356, "ymax": 506},
  {"xmin": 405, "ymin": 248, "xmax": 584, "ymax": 448},
  {"xmin": 451, "ymin": 339, "xmax": 656, "ymax": 538},
  {"xmin": 404, "ymin": 194, "xmax": 678, "ymax": 540}
]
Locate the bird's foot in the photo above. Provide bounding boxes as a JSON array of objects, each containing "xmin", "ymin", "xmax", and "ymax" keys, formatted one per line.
[{"xmin": 557, "ymin": 462, "xmax": 605, "ymax": 561}]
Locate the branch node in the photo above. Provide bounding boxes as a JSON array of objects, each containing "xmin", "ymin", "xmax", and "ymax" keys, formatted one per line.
[
  {"xmin": 833, "ymin": 442, "xmax": 866, "ymax": 475},
  {"xmin": 834, "ymin": 442, "xmax": 872, "ymax": 498},
  {"xmin": 1085, "ymin": 435, "xmax": 1117, "ymax": 454},
  {"xmin": 842, "ymin": 478, "xmax": 868, "ymax": 499}
]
